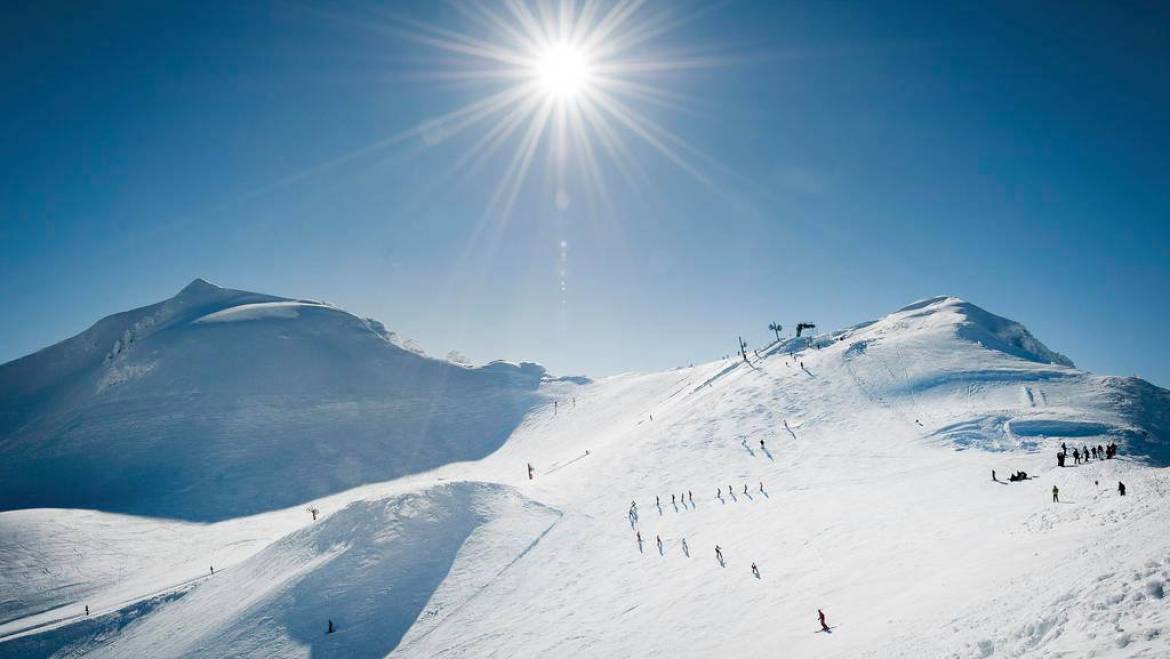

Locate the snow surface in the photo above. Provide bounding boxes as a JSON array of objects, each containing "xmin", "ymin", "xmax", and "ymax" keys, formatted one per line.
[{"xmin": 1, "ymin": 286, "xmax": 1169, "ymax": 658}]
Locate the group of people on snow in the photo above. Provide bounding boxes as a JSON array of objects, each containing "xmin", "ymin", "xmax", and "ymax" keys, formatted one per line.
[{"xmin": 1057, "ymin": 442, "xmax": 1118, "ymax": 467}]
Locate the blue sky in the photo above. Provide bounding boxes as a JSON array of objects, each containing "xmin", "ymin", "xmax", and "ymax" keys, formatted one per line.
[{"xmin": 2, "ymin": 1, "xmax": 1168, "ymax": 385}]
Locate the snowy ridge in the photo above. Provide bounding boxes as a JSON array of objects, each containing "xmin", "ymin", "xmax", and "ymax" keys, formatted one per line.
[{"xmin": 1, "ymin": 287, "xmax": 1169, "ymax": 657}]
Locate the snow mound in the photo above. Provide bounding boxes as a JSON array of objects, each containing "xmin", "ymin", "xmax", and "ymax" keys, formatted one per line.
[
  {"xmin": 81, "ymin": 483, "xmax": 558, "ymax": 658},
  {"xmin": 193, "ymin": 301, "xmax": 333, "ymax": 323}
]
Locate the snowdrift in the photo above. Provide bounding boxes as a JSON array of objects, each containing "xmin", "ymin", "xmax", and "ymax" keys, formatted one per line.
[{"xmin": 0, "ymin": 280, "xmax": 547, "ymax": 521}]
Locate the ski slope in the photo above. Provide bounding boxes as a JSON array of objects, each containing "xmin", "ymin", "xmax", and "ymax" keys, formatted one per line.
[{"xmin": 1, "ymin": 289, "xmax": 1168, "ymax": 658}]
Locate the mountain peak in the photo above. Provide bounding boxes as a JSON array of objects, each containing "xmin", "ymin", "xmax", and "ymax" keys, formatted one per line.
[
  {"xmin": 177, "ymin": 278, "xmax": 223, "ymax": 296},
  {"xmin": 886, "ymin": 295, "xmax": 1074, "ymax": 368}
]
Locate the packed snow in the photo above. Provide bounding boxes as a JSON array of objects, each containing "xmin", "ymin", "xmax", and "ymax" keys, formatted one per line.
[{"xmin": 1, "ymin": 284, "xmax": 1168, "ymax": 658}]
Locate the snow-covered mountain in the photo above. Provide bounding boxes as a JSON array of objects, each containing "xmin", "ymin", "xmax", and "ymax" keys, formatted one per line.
[
  {"xmin": 0, "ymin": 279, "xmax": 547, "ymax": 521},
  {"xmin": 1, "ymin": 289, "xmax": 1168, "ymax": 658}
]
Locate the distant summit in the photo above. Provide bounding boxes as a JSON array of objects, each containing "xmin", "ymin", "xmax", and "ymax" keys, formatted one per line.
[{"xmin": 0, "ymin": 280, "xmax": 547, "ymax": 521}]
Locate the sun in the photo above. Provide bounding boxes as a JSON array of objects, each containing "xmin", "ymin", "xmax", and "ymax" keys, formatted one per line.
[
  {"xmin": 378, "ymin": 0, "xmax": 724, "ymax": 218},
  {"xmin": 535, "ymin": 44, "xmax": 591, "ymax": 98}
]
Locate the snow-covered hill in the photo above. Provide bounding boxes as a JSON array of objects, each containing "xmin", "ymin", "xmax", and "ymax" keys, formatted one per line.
[
  {"xmin": 0, "ymin": 280, "xmax": 548, "ymax": 520},
  {"xmin": 1, "ymin": 290, "xmax": 1168, "ymax": 658}
]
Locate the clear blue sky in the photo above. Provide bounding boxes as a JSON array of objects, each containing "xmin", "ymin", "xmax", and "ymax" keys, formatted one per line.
[{"xmin": 2, "ymin": 1, "xmax": 1168, "ymax": 385}]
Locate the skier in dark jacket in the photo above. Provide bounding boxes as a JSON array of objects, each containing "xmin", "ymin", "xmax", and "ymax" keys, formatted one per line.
[
  {"xmin": 1118, "ymin": 482, "xmax": 1126, "ymax": 496},
  {"xmin": 818, "ymin": 609, "xmax": 830, "ymax": 631},
  {"xmin": 1052, "ymin": 485, "xmax": 1060, "ymax": 503}
]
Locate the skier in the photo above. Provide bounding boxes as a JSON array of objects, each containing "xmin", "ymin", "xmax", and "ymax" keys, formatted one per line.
[
  {"xmin": 1052, "ymin": 485, "xmax": 1060, "ymax": 503},
  {"xmin": 992, "ymin": 469, "xmax": 996, "ymax": 482},
  {"xmin": 1073, "ymin": 448, "xmax": 1080, "ymax": 464},
  {"xmin": 1118, "ymin": 481, "xmax": 1126, "ymax": 497},
  {"xmin": 327, "ymin": 620, "xmax": 334, "ymax": 634},
  {"xmin": 554, "ymin": 400, "xmax": 558, "ymax": 415},
  {"xmin": 751, "ymin": 562, "xmax": 760, "ymax": 578},
  {"xmin": 209, "ymin": 565, "xmax": 214, "ymax": 575},
  {"xmin": 760, "ymin": 438, "xmax": 765, "ymax": 450},
  {"xmin": 85, "ymin": 605, "xmax": 89, "ymax": 616},
  {"xmin": 759, "ymin": 481, "xmax": 764, "ymax": 492},
  {"xmin": 1062, "ymin": 442, "xmax": 1068, "ymax": 455},
  {"xmin": 682, "ymin": 538, "xmax": 689, "ymax": 555},
  {"xmin": 743, "ymin": 484, "xmax": 748, "ymax": 494},
  {"xmin": 715, "ymin": 545, "xmax": 724, "ymax": 563},
  {"xmin": 818, "ymin": 609, "xmax": 830, "ymax": 632},
  {"xmin": 656, "ymin": 535, "xmax": 663, "ymax": 553},
  {"xmin": 636, "ymin": 531, "xmax": 643, "ymax": 550},
  {"xmin": 672, "ymin": 494, "xmax": 676, "ymax": 505},
  {"xmin": 528, "ymin": 463, "xmax": 534, "ymax": 480},
  {"xmin": 688, "ymin": 491, "xmax": 693, "ymax": 503},
  {"xmin": 656, "ymin": 495, "xmax": 661, "ymax": 507}
]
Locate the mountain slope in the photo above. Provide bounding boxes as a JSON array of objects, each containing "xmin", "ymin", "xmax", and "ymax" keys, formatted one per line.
[{"xmin": 1, "ymin": 291, "xmax": 1168, "ymax": 658}]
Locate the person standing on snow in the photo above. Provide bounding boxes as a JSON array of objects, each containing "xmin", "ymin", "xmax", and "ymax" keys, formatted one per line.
[
  {"xmin": 818, "ymin": 609, "xmax": 830, "ymax": 631},
  {"xmin": 1052, "ymin": 485, "xmax": 1060, "ymax": 503},
  {"xmin": 1118, "ymin": 481, "xmax": 1127, "ymax": 496}
]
